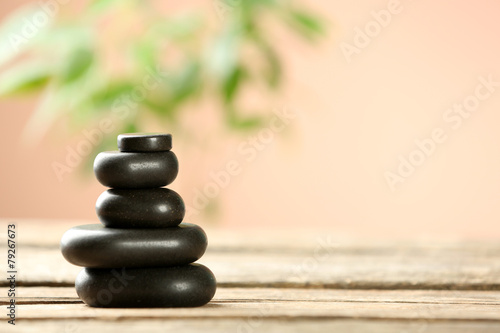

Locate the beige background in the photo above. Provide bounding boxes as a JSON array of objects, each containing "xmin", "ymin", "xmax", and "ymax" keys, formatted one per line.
[{"xmin": 1, "ymin": 0, "xmax": 500, "ymax": 239}]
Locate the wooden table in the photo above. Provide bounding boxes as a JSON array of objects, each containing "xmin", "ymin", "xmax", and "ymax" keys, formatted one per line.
[{"xmin": 1, "ymin": 220, "xmax": 500, "ymax": 332}]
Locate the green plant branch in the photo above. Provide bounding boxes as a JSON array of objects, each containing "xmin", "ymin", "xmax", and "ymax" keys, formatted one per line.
[{"xmin": 0, "ymin": 0, "xmax": 326, "ymax": 158}]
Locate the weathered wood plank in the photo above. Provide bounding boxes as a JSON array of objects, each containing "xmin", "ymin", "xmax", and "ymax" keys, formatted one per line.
[
  {"xmin": 1, "ymin": 287, "xmax": 500, "ymax": 305},
  {"xmin": 4, "ymin": 299, "xmax": 500, "ymax": 321},
  {"xmin": 1, "ymin": 288, "xmax": 499, "ymax": 321},
  {"xmin": 5, "ymin": 319, "xmax": 500, "ymax": 333},
  {"xmin": 1, "ymin": 220, "xmax": 499, "ymax": 331},
  {"xmin": 4, "ymin": 245, "xmax": 500, "ymax": 290}
]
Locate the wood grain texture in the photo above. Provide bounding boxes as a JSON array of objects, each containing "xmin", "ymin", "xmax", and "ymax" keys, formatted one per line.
[
  {"xmin": 6, "ymin": 301, "xmax": 500, "ymax": 321},
  {"xmin": 1, "ymin": 288, "xmax": 500, "ymax": 321},
  {"xmin": 4, "ymin": 245, "xmax": 500, "ymax": 290},
  {"xmin": 1, "ymin": 219, "xmax": 499, "ymax": 332},
  {"xmin": 2, "ymin": 287, "xmax": 500, "ymax": 306},
  {"xmin": 4, "ymin": 320, "xmax": 500, "ymax": 333}
]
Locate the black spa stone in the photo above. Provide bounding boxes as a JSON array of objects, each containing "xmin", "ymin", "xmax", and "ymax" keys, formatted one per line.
[
  {"xmin": 60, "ymin": 223, "xmax": 207, "ymax": 268},
  {"xmin": 96, "ymin": 188, "xmax": 185, "ymax": 228},
  {"xmin": 93, "ymin": 150, "xmax": 178, "ymax": 188},
  {"xmin": 118, "ymin": 133, "xmax": 172, "ymax": 152},
  {"xmin": 76, "ymin": 264, "xmax": 217, "ymax": 308}
]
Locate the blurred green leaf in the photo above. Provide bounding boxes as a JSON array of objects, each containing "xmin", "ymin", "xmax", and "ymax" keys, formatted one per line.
[
  {"xmin": 209, "ymin": 27, "xmax": 240, "ymax": 79},
  {"xmin": 222, "ymin": 65, "xmax": 245, "ymax": 103},
  {"xmin": 225, "ymin": 106, "xmax": 264, "ymax": 130},
  {"xmin": 64, "ymin": 80, "xmax": 136, "ymax": 128},
  {"xmin": 34, "ymin": 25, "xmax": 93, "ymax": 54},
  {"xmin": 133, "ymin": 40, "xmax": 157, "ymax": 70},
  {"xmin": 252, "ymin": 34, "xmax": 282, "ymax": 88},
  {"xmin": 59, "ymin": 48, "xmax": 94, "ymax": 84},
  {"xmin": 0, "ymin": 0, "xmax": 326, "ymax": 175},
  {"xmin": 287, "ymin": 9, "xmax": 326, "ymax": 40},
  {"xmin": 228, "ymin": 115, "xmax": 264, "ymax": 130},
  {"xmin": 160, "ymin": 14, "xmax": 202, "ymax": 40},
  {"xmin": 89, "ymin": 81, "xmax": 136, "ymax": 107},
  {"xmin": 265, "ymin": 53, "xmax": 281, "ymax": 88},
  {"xmin": 221, "ymin": 0, "xmax": 243, "ymax": 7},
  {"xmin": 143, "ymin": 98, "xmax": 173, "ymax": 118},
  {"xmin": 88, "ymin": 0, "xmax": 123, "ymax": 13},
  {"xmin": 0, "ymin": 0, "xmax": 328, "ymax": 222},
  {"xmin": 169, "ymin": 59, "xmax": 201, "ymax": 104},
  {"xmin": 145, "ymin": 60, "xmax": 201, "ymax": 120},
  {"xmin": 122, "ymin": 122, "xmax": 139, "ymax": 134},
  {"xmin": 0, "ymin": 61, "xmax": 52, "ymax": 96}
]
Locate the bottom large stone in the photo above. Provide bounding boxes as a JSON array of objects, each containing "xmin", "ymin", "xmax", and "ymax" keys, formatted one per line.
[{"xmin": 76, "ymin": 264, "xmax": 217, "ymax": 308}]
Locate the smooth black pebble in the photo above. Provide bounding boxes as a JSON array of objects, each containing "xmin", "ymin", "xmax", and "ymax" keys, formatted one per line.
[
  {"xmin": 118, "ymin": 133, "xmax": 172, "ymax": 152},
  {"xmin": 60, "ymin": 223, "xmax": 207, "ymax": 268},
  {"xmin": 94, "ymin": 150, "xmax": 178, "ymax": 188},
  {"xmin": 96, "ymin": 188, "xmax": 185, "ymax": 228},
  {"xmin": 76, "ymin": 264, "xmax": 216, "ymax": 307}
]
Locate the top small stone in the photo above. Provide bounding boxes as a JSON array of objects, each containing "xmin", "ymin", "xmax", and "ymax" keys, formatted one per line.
[{"xmin": 118, "ymin": 133, "xmax": 172, "ymax": 152}]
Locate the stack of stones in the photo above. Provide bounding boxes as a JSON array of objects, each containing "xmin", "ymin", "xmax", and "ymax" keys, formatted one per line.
[{"xmin": 61, "ymin": 133, "xmax": 216, "ymax": 308}]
